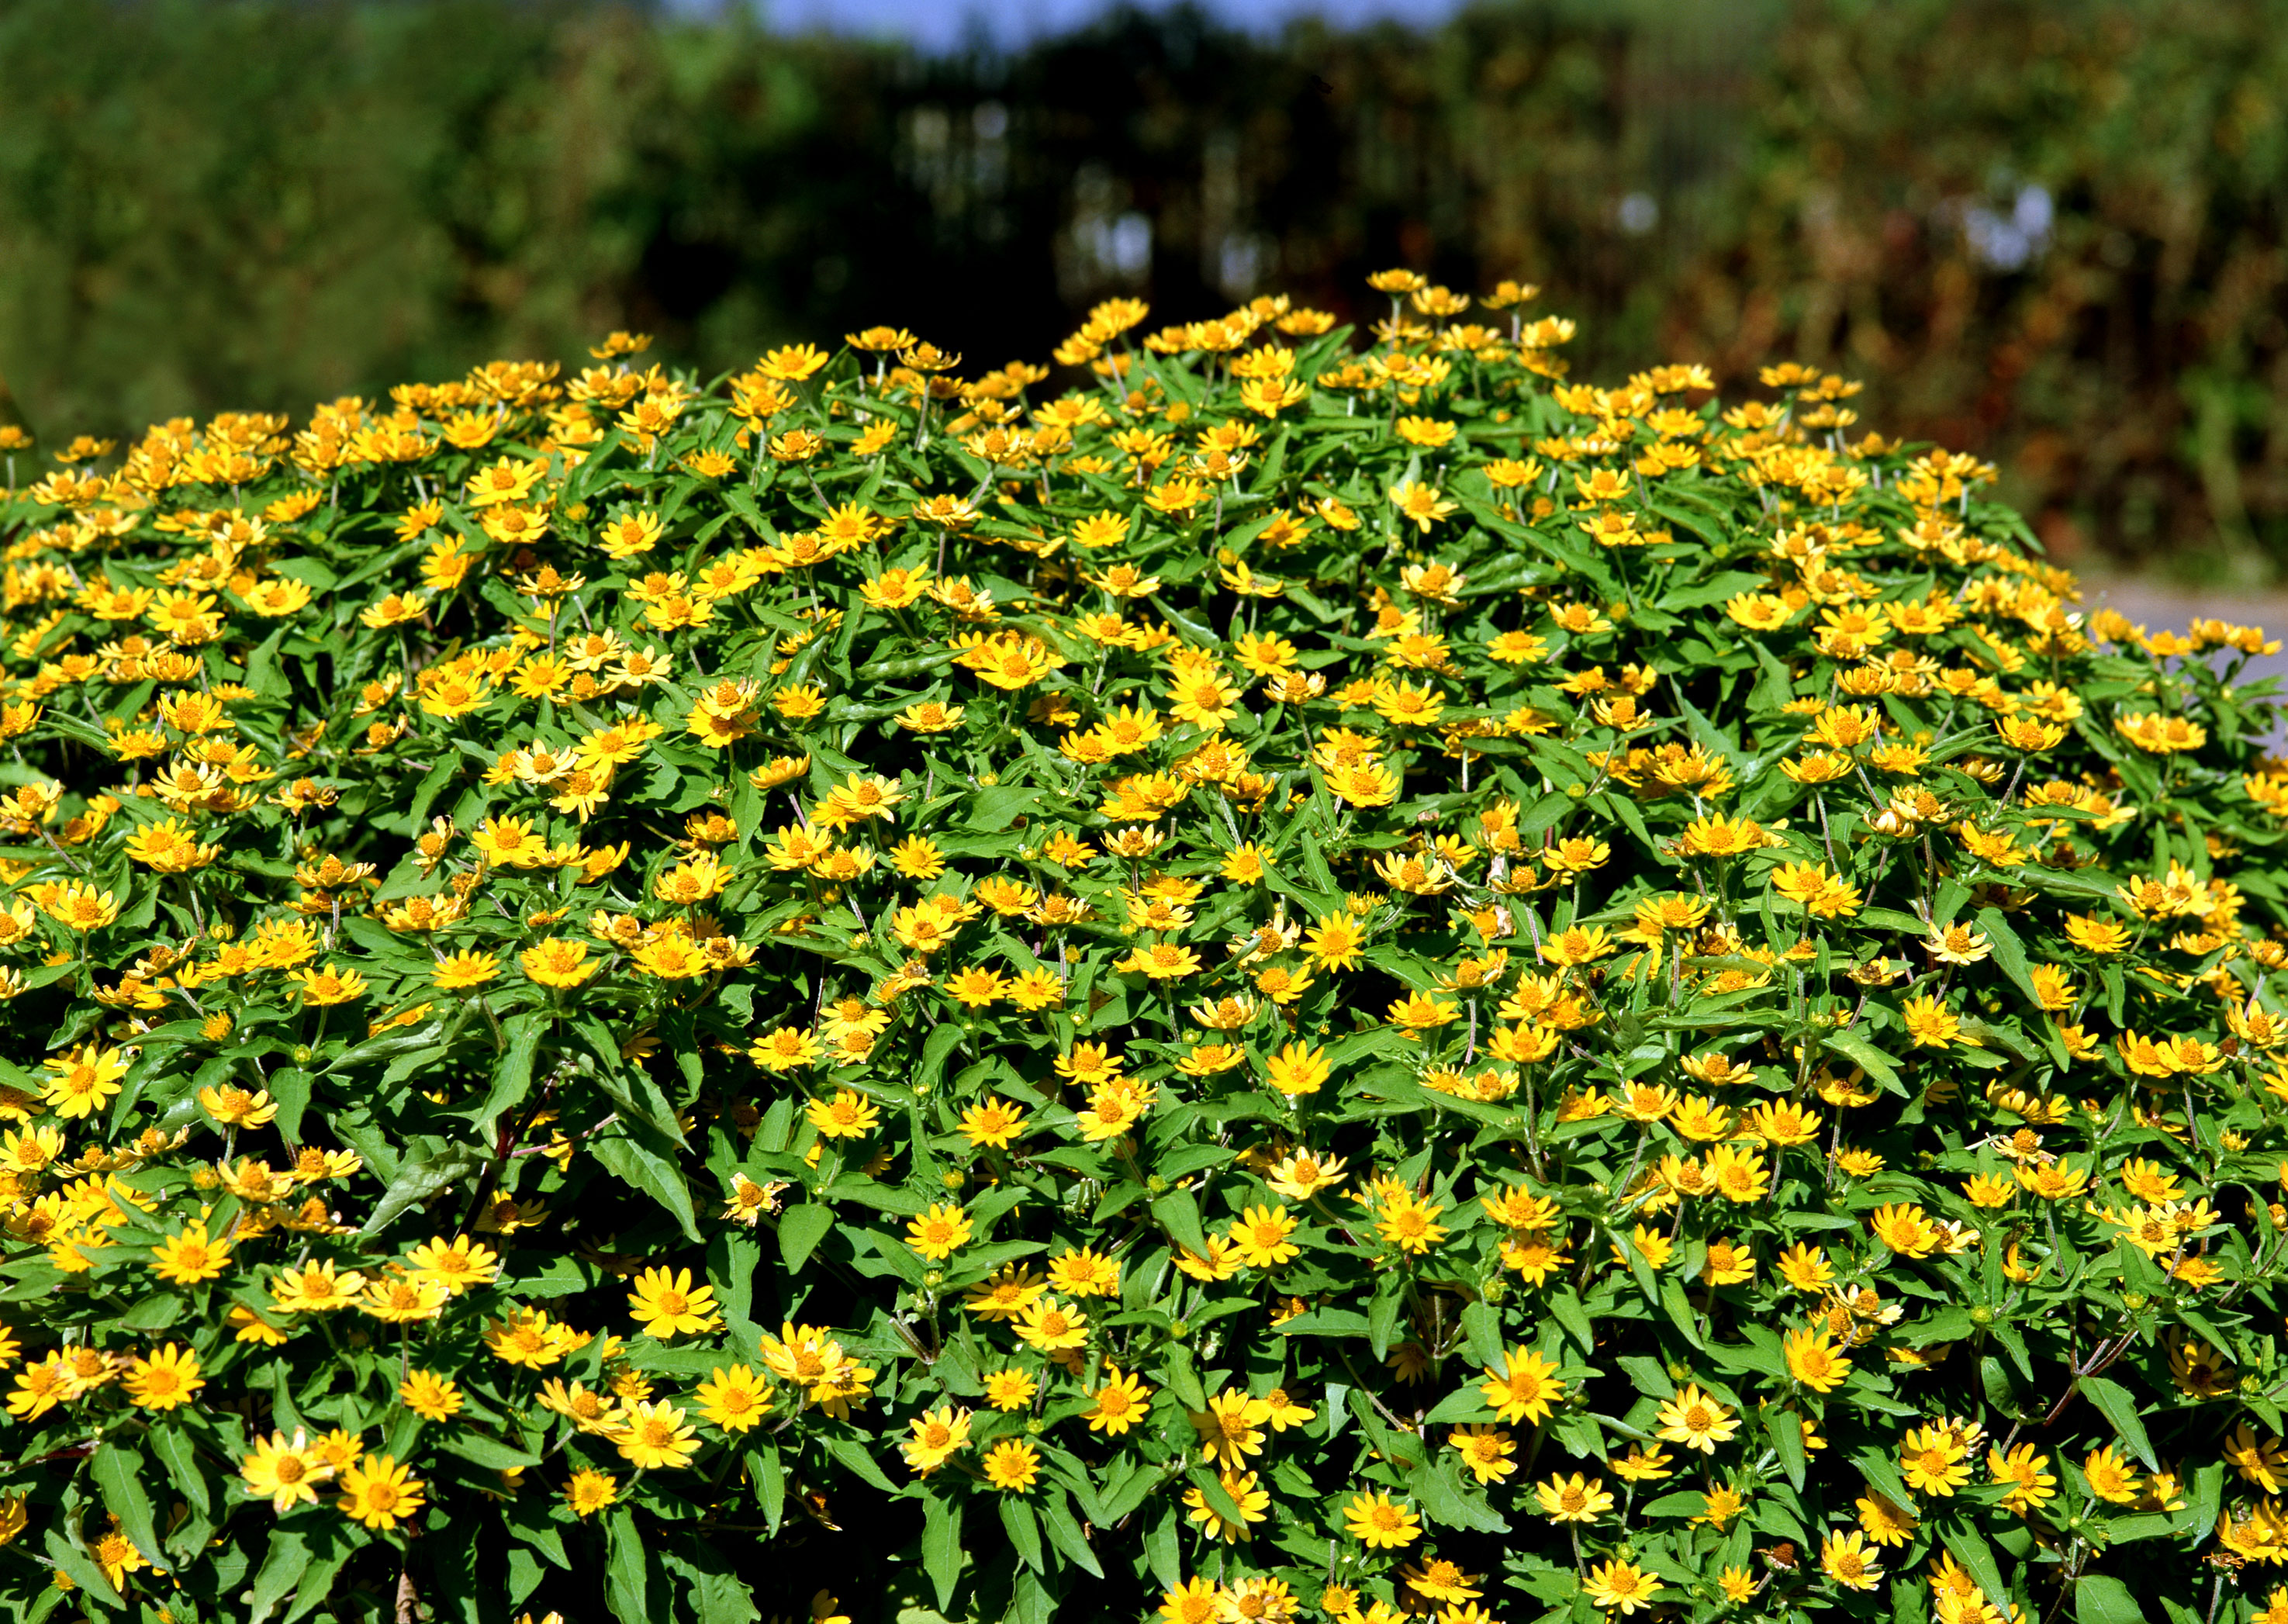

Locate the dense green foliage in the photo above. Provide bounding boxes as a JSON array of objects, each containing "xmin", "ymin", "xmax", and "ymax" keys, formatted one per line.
[{"xmin": 5, "ymin": 275, "xmax": 2288, "ymax": 1624}]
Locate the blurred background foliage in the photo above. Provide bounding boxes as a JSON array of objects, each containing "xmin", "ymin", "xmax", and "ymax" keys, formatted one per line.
[{"xmin": 1, "ymin": 0, "xmax": 2284, "ymax": 576}]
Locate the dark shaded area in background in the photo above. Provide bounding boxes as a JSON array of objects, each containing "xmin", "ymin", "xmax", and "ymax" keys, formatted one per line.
[{"xmin": 2, "ymin": 0, "xmax": 2284, "ymax": 577}]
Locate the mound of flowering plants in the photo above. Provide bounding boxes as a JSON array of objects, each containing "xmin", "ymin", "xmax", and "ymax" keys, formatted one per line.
[{"xmin": 6, "ymin": 278, "xmax": 2288, "ymax": 1624}]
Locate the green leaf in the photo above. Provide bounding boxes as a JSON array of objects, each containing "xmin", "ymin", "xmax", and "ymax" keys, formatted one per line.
[
  {"xmin": 1460, "ymin": 1300, "xmax": 1505, "ymax": 1367},
  {"xmin": 246, "ymin": 1529, "xmax": 312, "ymax": 1624},
  {"xmin": 1709, "ymin": 1325, "xmax": 1786, "ymax": 1378},
  {"xmin": 1187, "ymin": 1467, "xmax": 1248, "ymax": 1529},
  {"xmin": 1012, "ymin": 1568, "xmax": 1055, "ymax": 1624},
  {"xmin": 2186, "ymin": 1460, "xmax": 2226, "ymax": 1538},
  {"xmin": 969, "ymin": 785, "xmax": 1042, "ymax": 831},
  {"xmin": 1992, "ymin": 1319, "xmax": 2035, "ymax": 1380},
  {"xmin": 268, "ymin": 1065, "xmax": 316, "ymax": 1144},
  {"xmin": 922, "ymin": 1489, "xmax": 963, "ymax": 1611},
  {"xmin": 593, "ymin": 1126, "xmax": 701, "ymax": 1242},
  {"xmin": 1149, "ymin": 1190, "xmax": 1209, "ymax": 1258},
  {"xmin": 2073, "ymin": 1575, "xmax": 2149, "ymax": 1624},
  {"xmin": 1367, "ymin": 1276, "xmax": 1407, "ymax": 1360},
  {"xmin": 116, "ymin": 1291, "xmax": 184, "ymax": 1332},
  {"xmin": 44, "ymin": 1525, "xmax": 123, "ymax": 1611},
  {"xmin": 1658, "ymin": 1276, "xmax": 1706, "ymax": 1349},
  {"xmin": 2080, "ymin": 1375, "xmax": 2159, "ymax": 1471},
  {"xmin": 749, "ymin": 1443, "xmax": 786, "ymax": 1534},
  {"xmin": 1001, "ymin": 1495, "xmax": 1046, "ymax": 1572},
  {"xmin": 266, "ymin": 1543, "xmax": 337, "ymax": 1621},
  {"xmin": 1767, "ymin": 1406, "xmax": 1806, "ymax": 1490},
  {"xmin": 1640, "ymin": 1488, "xmax": 1714, "ymax": 1518},
  {"xmin": 579, "ymin": 1021, "xmax": 688, "ymax": 1145},
  {"xmin": 1412, "ymin": 1456, "xmax": 1509, "ymax": 1533},
  {"xmin": 1658, "ymin": 569, "xmax": 1769, "ymax": 612},
  {"xmin": 1160, "ymin": 1345, "xmax": 1208, "ymax": 1411},
  {"xmin": 2098, "ymin": 1513, "xmax": 2177, "ymax": 1544},
  {"xmin": 779, "ymin": 1201, "xmax": 835, "ymax": 1273},
  {"xmin": 1422, "ymin": 1384, "xmax": 1496, "ymax": 1425},
  {"xmin": 914, "ymin": 1022, "xmax": 968, "ymax": 1094},
  {"xmin": 1851, "ymin": 1444, "xmax": 1916, "ymax": 1511},
  {"xmin": 1975, "ymin": 908, "xmax": 2042, "ymax": 1006},
  {"xmin": 662, "ymin": 1537, "xmax": 763, "ymax": 1624},
  {"xmin": 1156, "ymin": 1142, "xmax": 1237, "ymax": 1180},
  {"xmin": 1823, "ymin": 1028, "xmax": 1906, "ymax": 1096},
  {"xmin": 89, "ymin": 1443, "xmax": 164, "ymax": 1591},
  {"xmin": 1979, "ymin": 1356, "xmax": 2017, "ymax": 1412},
  {"xmin": 1096, "ymin": 1457, "xmax": 1163, "ymax": 1524},
  {"xmin": 441, "ymin": 1429, "xmax": 542, "ymax": 1471},
  {"xmin": 819, "ymin": 1432, "xmax": 897, "ymax": 1492},
  {"xmin": 1041, "ymin": 1490, "xmax": 1104, "ymax": 1577},
  {"xmin": 1938, "ymin": 1519, "xmax": 2010, "ymax": 1615},
  {"xmin": 1142, "ymin": 1503, "xmax": 1183, "ymax": 1589},
  {"xmin": 358, "ymin": 1144, "xmax": 482, "ymax": 1235},
  {"xmin": 407, "ymin": 755, "xmax": 460, "ymax": 832},
  {"xmin": 1274, "ymin": 1306, "xmax": 1370, "ymax": 1339},
  {"xmin": 606, "ymin": 1505, "xmax": 651, "ymax": 1622},
  {"xmin": 1907, "ymin": 1305, "xmax": 1979, "ymax": 1348},
  {"xmin": 1616, "ymin": 1355, "xmax": 1675, "ymax": 1399},
  {"xmin": 150, "ymin": 1419, "xmax": 211, "ymax": 1519},
  {"xmin": 1547, "ymin": 1289, "xmax": 1596, "ymax": 1356},
  {"xmin": 1748, "ymin": 639, "xmax": 1796, "ymax": 713}
]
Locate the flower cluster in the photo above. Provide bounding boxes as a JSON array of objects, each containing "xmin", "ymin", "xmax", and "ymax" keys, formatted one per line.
[{"xmin": 1, "ymin": 278, "xmax": 2285, "ymax": 1624}]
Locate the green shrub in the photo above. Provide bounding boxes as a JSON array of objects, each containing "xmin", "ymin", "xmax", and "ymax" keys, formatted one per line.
[{"xmin": 0, "ymin": 278, "xmax": 2284, "ymax": 1624}]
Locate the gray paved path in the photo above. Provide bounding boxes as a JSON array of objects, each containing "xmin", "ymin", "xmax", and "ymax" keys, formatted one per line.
[{"xmin": 2077, "ymin": 577, "xmax": 2288, "ymax": 747}]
